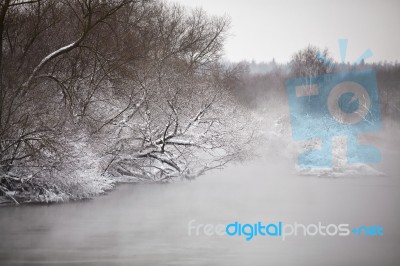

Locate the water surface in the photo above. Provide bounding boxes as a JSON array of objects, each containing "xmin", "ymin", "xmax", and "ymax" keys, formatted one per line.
[{"xmin": 0, "ymin": 145, "xmax": 399, "ymax": 266}]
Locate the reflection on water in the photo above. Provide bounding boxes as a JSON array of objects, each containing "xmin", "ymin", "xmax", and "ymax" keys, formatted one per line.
[{"xmin": 0, "ymin": 149, "xmax": 399, "ymax": 265}]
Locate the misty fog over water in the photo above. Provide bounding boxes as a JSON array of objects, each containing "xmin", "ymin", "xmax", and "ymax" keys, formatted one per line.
[{"xmin": 1, "ymin": 116, "xmax": 399, "ymax": 266}]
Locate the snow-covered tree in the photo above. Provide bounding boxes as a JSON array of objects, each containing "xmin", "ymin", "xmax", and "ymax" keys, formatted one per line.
[{"xmin": 0, "ymin": 0, "xmax": 254, "ymax": 202}]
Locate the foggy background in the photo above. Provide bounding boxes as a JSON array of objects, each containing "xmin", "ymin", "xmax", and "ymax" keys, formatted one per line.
[{"xmin": 173, "ymin": 0, "xmax": 400, "ymax": 63}]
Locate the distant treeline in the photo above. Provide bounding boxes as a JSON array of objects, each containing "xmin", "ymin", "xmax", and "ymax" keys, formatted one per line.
[{"xmin": 230, "ymin": 50, "xmax": 400, "ymax": 121}]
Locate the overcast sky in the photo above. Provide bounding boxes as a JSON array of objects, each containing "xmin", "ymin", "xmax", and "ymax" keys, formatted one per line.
[{"xmin": 170, "ymin": 0, "xmax": 400, "ymax": 63}]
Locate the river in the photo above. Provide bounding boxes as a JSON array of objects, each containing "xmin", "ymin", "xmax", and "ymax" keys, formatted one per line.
[{"xmin": 0, "ymin": 138, "xmax": 399, "ymax": 266}]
